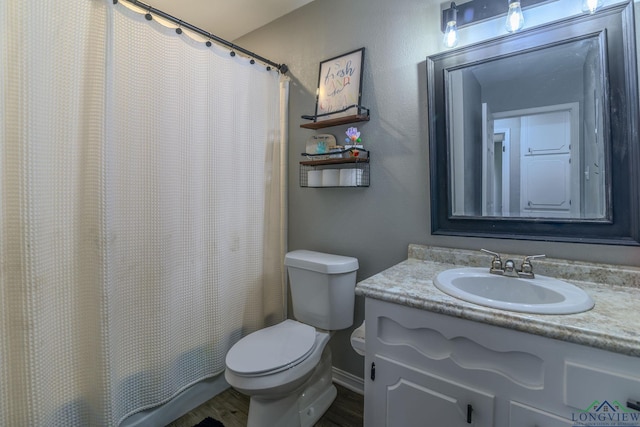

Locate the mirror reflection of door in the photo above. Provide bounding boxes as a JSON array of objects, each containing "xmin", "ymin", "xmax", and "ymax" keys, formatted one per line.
[
  {"xmin": 490, "ymin": 103, "xmax": 580, "ymax": 218},
  {"xmin": 520, "ymin": 107, "xmax": 579, "ymax": 218},
  {"xmin": 481, "ymin": 103, "xmax": 495, "ymax": 216},
  {"xmin": 493, "ymin": 129, "xmax": 511, "ymax": 216},
  {"xmin": 481, "ymin": 106, "xmax": 512, "ymax": 217}
]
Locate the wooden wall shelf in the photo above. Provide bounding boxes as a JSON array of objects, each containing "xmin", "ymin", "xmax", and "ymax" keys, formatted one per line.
[
  {"xmin": 300, "ymin": 157, "xmax": 369, "ymax": 166},
  {"xmin": 300, "ymin": 114, "xmax": 370, "ymax": 130}
]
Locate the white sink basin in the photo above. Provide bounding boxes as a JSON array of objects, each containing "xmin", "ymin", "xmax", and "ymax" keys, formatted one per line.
[{"xmin": 434, "ymin": 267, "xmax": 594, "ymax": 314}]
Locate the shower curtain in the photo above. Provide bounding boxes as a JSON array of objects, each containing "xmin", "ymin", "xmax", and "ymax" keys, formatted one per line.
[{"xmin": 0, "ymin": 1, "xmax": 287, "ymax": 425}]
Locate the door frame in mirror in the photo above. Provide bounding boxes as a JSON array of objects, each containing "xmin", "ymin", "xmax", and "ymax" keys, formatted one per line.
[{"xmin": 427, "ymin": 1, "xmax": 639, "ymax": 245}]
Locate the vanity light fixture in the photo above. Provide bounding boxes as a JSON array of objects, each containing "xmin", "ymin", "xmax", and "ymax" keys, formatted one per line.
[
  {"xmin": 441, "ymin": 0, "xmax": 552, "ymax": 48},
  {"xmin": 582, "ymin": 0, "xmax": 603, "ymax": 14},
  {"xmin": 442, "ymin": 2, "xmax": 459, "ymax": 48}
]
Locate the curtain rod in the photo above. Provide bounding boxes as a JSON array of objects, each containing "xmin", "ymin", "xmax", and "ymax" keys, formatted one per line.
[{"xmin": 115, "ymin": 0, "xmax": 289, "ymax": 74}]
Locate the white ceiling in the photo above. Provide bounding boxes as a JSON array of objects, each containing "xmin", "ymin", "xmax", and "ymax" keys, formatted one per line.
[{"xmin": 142, "ymin": 0, "xmax": 314, "ymax": 41}]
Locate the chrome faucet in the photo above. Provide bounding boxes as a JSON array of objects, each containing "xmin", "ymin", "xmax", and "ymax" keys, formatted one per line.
[{"xmin": 480, "ymin": 249, "xmax": 545, "ymax": 279}]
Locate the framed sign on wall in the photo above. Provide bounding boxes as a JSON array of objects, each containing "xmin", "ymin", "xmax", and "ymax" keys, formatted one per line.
[{"xmin": 314, "ymin": 47, "xmax": 365, "ymax": 121}]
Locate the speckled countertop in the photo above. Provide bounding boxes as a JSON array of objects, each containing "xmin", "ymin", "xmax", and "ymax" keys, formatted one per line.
[{"xmin": 355, "ymin": 244, "xmax": 640, "ymax": 357}]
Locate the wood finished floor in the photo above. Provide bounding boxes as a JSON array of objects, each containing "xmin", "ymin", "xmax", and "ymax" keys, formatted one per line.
[{"xmin": 166, "ymin": 383, "xmax": 364, "ymax": 427}]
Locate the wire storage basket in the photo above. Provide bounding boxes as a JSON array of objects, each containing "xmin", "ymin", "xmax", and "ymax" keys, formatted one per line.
[{"xmin": 299, "ymin": 150, "xmax": 370, "ymax": 188}]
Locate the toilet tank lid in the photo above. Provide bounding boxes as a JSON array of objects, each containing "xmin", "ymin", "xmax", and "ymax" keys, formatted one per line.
[{"xmin": 284, "ymin": 250, "xmax": 359, "ymax": 274}]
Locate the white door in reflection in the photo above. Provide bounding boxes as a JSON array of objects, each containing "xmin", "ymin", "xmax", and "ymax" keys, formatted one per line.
[
  {"xmin": 489, "ymin": 103, "xmax": 579, "ymax": 218},
  {"xmin": 482, "ymin": 103, "xmax": 496, "ymax": 216},
  {"xmin": 519, "ymin": 107, "xmax": 579, "ymax": 218}
]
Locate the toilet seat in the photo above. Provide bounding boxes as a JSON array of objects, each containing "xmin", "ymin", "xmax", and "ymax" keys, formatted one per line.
[{"xmin": 226, "ymin": 319, "xmax": 316, "ymax": 377}]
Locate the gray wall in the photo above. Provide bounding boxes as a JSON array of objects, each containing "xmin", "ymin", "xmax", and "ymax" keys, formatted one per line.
[{"xmin": 237, "ymin": 0, "xmax": 640, "ymax": 379}]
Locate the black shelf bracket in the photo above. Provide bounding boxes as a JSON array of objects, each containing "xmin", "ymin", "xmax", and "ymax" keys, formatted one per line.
[{"xmin": 301, "ymin": 104, "xmax": 370, "ymax": 122}]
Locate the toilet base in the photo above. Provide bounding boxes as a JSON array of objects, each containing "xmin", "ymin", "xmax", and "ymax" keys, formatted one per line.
[
  {"xmin": 298, "ymin": 383, "xmax": 337, "ymax": 427},
  {"xmin": 246, "ymin": 346, "xmax": 336, "ymax": 427}
]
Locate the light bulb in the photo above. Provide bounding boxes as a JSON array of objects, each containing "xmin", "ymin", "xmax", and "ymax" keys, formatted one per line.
[
  {"xmin": 442, "ymin": 3, "xmax": 459, "ymax": 49},
  {"xmin": 443, "ymin": 21, "xmax": 459, "ymax": 48},
  {"xmin": 505, "ymin": 0, "xmax": 524, "ymax": 33},
  {"xmin": 582, "ymin": 0, "xmax": 603, "ymax": 14}
]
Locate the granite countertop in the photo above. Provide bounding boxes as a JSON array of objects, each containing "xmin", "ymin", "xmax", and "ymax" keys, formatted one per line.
[{"xmin": 355, "ymin": 245, "xmax": 640, "ymax": 357}]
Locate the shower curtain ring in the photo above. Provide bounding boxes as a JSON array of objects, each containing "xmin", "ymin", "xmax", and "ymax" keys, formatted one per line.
[
  {"xmin": 206, "ymin": 34, "xmax": 213, "ymax": 47},
  {"xmin": 145, "ymin": 7, "xmax": 152, "ymax": 20},
  {"xmin": 176, "ymin": 20, "xmax": 183, "ymax": 34}
]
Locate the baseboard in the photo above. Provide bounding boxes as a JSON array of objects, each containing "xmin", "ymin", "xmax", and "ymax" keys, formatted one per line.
[{"xmin": 332, "ymin": 366, "xmax": 364, "ymax": 395}]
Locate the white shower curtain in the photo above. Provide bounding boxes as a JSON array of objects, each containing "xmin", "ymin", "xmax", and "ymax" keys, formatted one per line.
[{"xmin": 0, "ymin": 1, "xmax": 287, "ymax": 425}]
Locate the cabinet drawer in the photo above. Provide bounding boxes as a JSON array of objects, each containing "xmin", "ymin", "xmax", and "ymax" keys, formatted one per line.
[
  {"xmin": 510, "ymin": 401, "xmax": 573, "ymax": 426},
  {"xmin": 565, "ymin": 361, "xmax": 640, "ymax": 411}
]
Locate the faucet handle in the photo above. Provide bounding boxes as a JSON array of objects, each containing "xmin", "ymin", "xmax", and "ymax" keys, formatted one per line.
[
  {"xmin": 480, "ymin": 249, "xmax": 503, "ymax": 273},
  {"xmin": 480, "ymin": 248, "xmax": 501, "ymax": 258},
  {"xmin": 520, "ymin": 254, "xmax": 546, "ymax": 276}
]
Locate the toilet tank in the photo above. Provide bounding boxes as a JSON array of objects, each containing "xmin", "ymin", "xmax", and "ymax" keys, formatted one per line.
[{"xmin": 284, "ymin": 250, "xmax": 359, "ymax": 330}]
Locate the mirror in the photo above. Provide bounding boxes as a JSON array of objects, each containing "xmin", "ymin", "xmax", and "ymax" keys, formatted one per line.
[
  {"xmin": 448, "ymin": 37, "xmax": 606, "ymax": 219},
  {"xmin": 427, "ymin": 2, "xmax": 640, "ymax": 245}
]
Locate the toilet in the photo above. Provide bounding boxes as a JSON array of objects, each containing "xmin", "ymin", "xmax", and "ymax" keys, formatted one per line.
[{"xmin": 224, "ymin": 250, "xmax": 359, "ymax": 427}]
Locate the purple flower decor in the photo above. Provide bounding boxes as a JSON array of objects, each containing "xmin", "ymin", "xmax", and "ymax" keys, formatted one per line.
[{"xmin": 345, "ymin": 127, "xmax": 362, "ymax": 144}]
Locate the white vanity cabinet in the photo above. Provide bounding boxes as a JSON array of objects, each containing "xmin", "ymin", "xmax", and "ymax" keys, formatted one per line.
[{"xmin": 363, "ymin": 298, "xmax": 640, "ymax": 427}]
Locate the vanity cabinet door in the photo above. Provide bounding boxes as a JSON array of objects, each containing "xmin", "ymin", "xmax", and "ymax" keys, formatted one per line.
[
  {"xmin": 509, "ymin": 401, "xmax": 574, "ymax": 426},
  {"xmin": 369, "ymin": 354, "xmax": 494, "ymax": 427}
]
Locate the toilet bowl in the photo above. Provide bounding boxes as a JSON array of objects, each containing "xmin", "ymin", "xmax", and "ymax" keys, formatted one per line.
[
  {"xmin": 225, "ymin": 320, "xmax": 329, "ymax": 398},
  {"xmin": 225, "ymin": 320, "xmax": 334, "ymax": 427},
  {"xmin": 224, "ymin": 250, "xmax": 359, "ymax": 427}
]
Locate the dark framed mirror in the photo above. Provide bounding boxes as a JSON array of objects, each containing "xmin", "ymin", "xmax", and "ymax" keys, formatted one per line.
[{"xmin": 427, "ymin": 1, "xmax": 639, "ymax": 245}]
